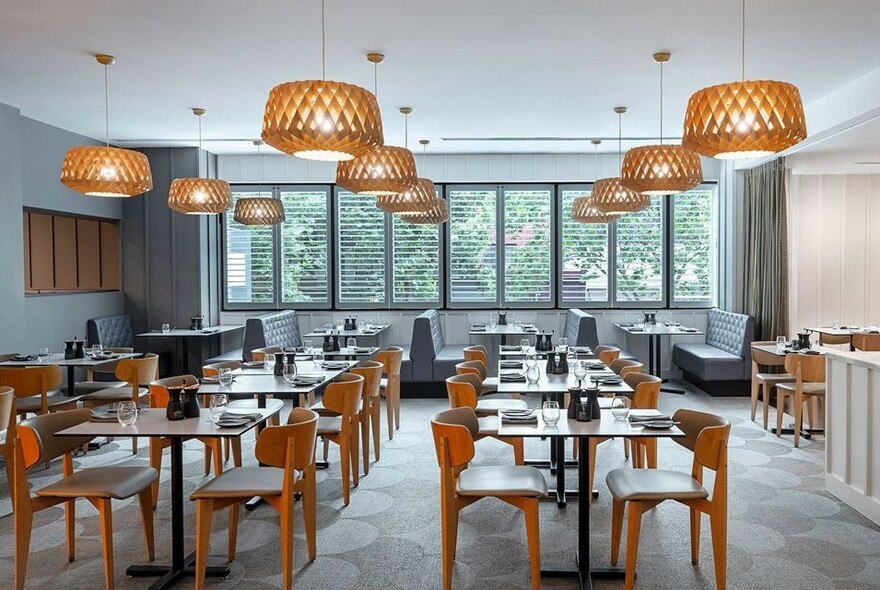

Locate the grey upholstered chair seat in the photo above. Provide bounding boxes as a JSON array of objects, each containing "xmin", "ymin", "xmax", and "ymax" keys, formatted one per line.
[
  {"xmin": 606, "ymin": 468, "xmax": 708, "ymax": 502},
  {"xmin": 475, "ymin": 398, "xmax": 528, "ymax": 414},
  {"xmin": 15, "ymin": 390, "xmax": 82, "ymax": 412},
  {"xmin": 190, "ymin": 466, "xmax": 288, "ymax": 499},
  {"xmin": 776, "ymin": 382, "xmax": 825, "ymax": 395},
  {"xmin": 672, "ymin": 344, "xmax": 745, "ymax": 381},
  {"xmin": 456, "ymin": 465, "xmax": 547, "ymax": 497},
  {"xmin": 755, "ymin": 373, "xmax": 795, "ymax": 385},
  {"xmin": 81, "ymin": 386, "xmax": 150, "ymax": 402},
  {"xmin": 316, "ymin": 415, "xmax": 343, "ymax": 434},
  {"xmin": 37, "ymin": 466, "xmax": 157, "ymax": 500}
]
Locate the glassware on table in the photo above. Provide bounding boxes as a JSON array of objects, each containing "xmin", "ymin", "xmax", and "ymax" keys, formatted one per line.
[
  {"xmin": 117, "ymin": 401, "xmax": 138, "ymax": 426},
  {"xmin": 218, "ymin": 367, "xmax": 233, "ymax": 386},
  {"xmin": 526, "ymin": 365, "xmax": 540, "ymax": 384},
  {"xmin": 161, "ymin": 323, "xmax": 171, "ymax": 334},
  {"xmin": 558, "ymin": 337, "xmax": 568, "ymax": 351},
  {"xmin": 776, "ymin": 336, "xmax": 787, "ymax": 353},
  {"xmin": 347, "ymin": 337, "xmax": 357, "ymax": 349},
  {"xmin": 573, "ymin": 360, "xmax": 588, "ymax": 387},
  {"xmin": 542, "ymin": 400, "xmax": 560, "ymax": 427},
  {"xmin": 520, "ymin": 338, "xmax": 530, "ymax": 353},
  {"xmin": 611, "ymin": 395, "xmax": 631, "ymax": 421},
  {"xmin": 312, "ymin": 349, "xmax": 324, "ymax": 368},
  {"xmin": 513, "ymin": 318, "xmax": 522, "ymax": 331},
  {"xmin": 525, "ymin": 353, "xmax": 538, "ymax": 370},
  {"xmin": 210, "ymin": 394, "xmax": 228, "ymax": 424},
  {"xmin": 283, "ymin": 360, "xmax": 298, "ymax": 386},
  {"xmin": 365, "ymin": 318, "xmax": 375, "ymax": 330},
  {"xmin": 489, "ymin": 317, "xmax": 497, "ymax": 330},
  {"xmin": 90, "ymin": 344, "xmax": 103, "ymax": 356},
  {"xmin": 832, "ymin": 322, "xmax": 841, "ymax": 330},
  {"xmin": 302, "ymin": 339, "xmax": 313, "ymax": 354},
  {"xmin": 37, "ymin": 347, "xmax": 50, "ymax": 362}
]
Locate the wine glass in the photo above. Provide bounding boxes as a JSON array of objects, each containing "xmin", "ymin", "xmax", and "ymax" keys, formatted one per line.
[
  {"xmin": 347, "ymin": 337, "xmax": 357, "ymax": 350},
  {"xmin": 525, "ymin": 353, "xmax": 538, "ymax": 370},
  {"xmin": 117, "ymin": 401, "xmax": 138, "ymax": 426},
  {"xmin": 283, "ymin": 358, "xmax": 298, "ymax": 384},
  {"xmin": 37, "ymin": 347, "xmax": 49, "ymax": 362},
  {"xmin": 526, "ymin": 365, "xmax": 540, "ymax": 384},
  {"xmin": 210, "ymin": 394, "xmax": 228, "ymax": 424},
  {"xmin": 573, "ymin": 361, "xmax": 587, "ymax": 387},
  {"xmin": 542, "ymin": 400, "xmax": 560, "ymax": 427},
  {"xmin": 520, "ymin": 338, "xmax": 530, "ymax": 353},
  {"xmin": 611, "ymin": 395, "xmax": 631, "ymax": 421},
  {"xmin": 558, "ymin": 337, "xmax": 568, "ymax": 352},
  {"xmin": 312, "ymin": 348, "xmax": 324, "ymax": 368},
  {"xmin": 489, "ymin": 316, "xmax": 497, "ymax": 330},
  {"xmin": 218, "ymin": 367, "xmax": 233, "ymax": 386},
  {"xmin": 776, "ymin": 336, "xmax": 787, "ymax": 353},
  {"xmin": 161, "ymin": 323, "xmax": 171, "ymax": 334},
  {"xmin": 90, "ymin": 344, "xmax": 103, "ymax": 357}
]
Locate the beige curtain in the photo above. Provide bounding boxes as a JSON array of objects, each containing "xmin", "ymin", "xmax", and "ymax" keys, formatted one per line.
[{"xmin": 743, "ymin": 158, "xmax": 788, "ymax": 340}]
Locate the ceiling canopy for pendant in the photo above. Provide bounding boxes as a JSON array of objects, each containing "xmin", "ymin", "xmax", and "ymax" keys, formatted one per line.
[
  {"xmin": 60, "ymin": 54, "xmax": 152, "ymax": 197},
  {"xmin": 571, "ymin": 195, "xmax": 620, "ymax": 224},
  {"xmin": 167, "ymin": 108, "xmax": 232, "ymax": 214},
  {"xmin": 261, "ymin": 0, "xmax": 384, "ymax": 161},
  {"xmin": 400, "ymin": 198, "xmax": 448, "ymax": 225},
  {"xmin": 233, "ymin": 141, "xmax": 286, "ymax": 226},
  {"xmin": 591, "ymin": 107, "xmax": 651, "ymax": 214},
  {"xmin": 620, "ymin": 52, "xmax": 703, "ymax": 196},
  {"xmin": 682, "ymin": 1, "xmax": 806, "ymax": 159}
]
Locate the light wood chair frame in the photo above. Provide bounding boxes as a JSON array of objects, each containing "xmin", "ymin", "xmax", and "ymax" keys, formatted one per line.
[
  {"xmin": 445, "ymin": 375, "xmax": 524, "ymax": 465},
  {"xmin": 317, "ymin": 373, "xmax": 363, "ymax": 505},
  {"xmin": 376, "ymin": 347, "xmax": 403, "ymax": 439},
  {"xmin": 777, "ymin": 353, "xmax": 825, "ymax": 447}
]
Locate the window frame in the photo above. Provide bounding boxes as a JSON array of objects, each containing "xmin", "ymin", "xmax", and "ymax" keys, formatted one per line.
[
  {"xmin": 668, "ymin": 184, "xmax": 718, "ymax": 309},
  {"xmin": 556, "ymin": 183, "xmax": 612, "ymax": 309},
  {"xmin": 390, "ymin": 208, "xmax": 445, "ymax": 309},
  {"xmin": 277, "ymin": 184, "xmax": 332, "ymax": 309}
]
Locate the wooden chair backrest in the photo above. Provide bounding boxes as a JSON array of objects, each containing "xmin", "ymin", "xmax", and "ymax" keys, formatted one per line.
[
  {"xmin": 0, "ymin": 386, "xmax": 13, "ymax": 434},
  {"xmin": 593, "ymin": 345, "xmax": 621, "ymax": 365},
  {"xmin": 350, "ymin": 361, "xmax": 383, "ymax": 400},
  {"xmin": 672, "ymin": 408, "xmax": 730, "ymax": 473},
  {"xmin": 623, "ymin": 373, "xmax": 661, "ymax": 409},
  {"xmin": 321, "ymin": 373, "xmax": 363, "ymax": 417},
  {"xmin": 819, "ymin": 333, "xmax": 851, "ymax": 346},
  {"xmin": 430, "ymin": 407, "xmax": 478, "ymax": 470},
  {"xmin": 610, "ymin": 358, "xmax": 643, "ymax": 377},
  {"xmin": 783, "ymin": 353, "xmax": 825, "ymax": 383},
  {"xmin": 251, "ymin": 347, "xmax": 283, "ymax": 361},
  {"xmin": 375, "ymin": 347, "xmax": 403, "ymax": 377},
  {"xmin": 202, "ymin": 360, "xmax": 242, "ymax": 377},
  {"xmin": 463, "ymin": 345, "xmax": 489, "ymax": 369},
  {"xmin": 853, "ymin": 333, "xmax": 880, "ymax": 351},
  {"xmin": 16, "ymin": 408, "xmax": 93, "ymax": 469},
  {"xmin": 116, "ymin": 353, "xmax": 159, "ymax": 384},
  {"xmin": 750, "ymin": 341, "xmax": 787, "ymax": 366},
  {"xmin": 0, "ymin": 365, "xmax": 63, "ymax": 397},
  {"xmin": 445, "ymin": 374, "xmax": 480, "ymax": 409},
  {"xmin": 255, "ymin": 408, "xmax": 319, "ymax": 470},
  {"xmin": 148, "ymin": 375, "xmax": 199, "ymax": 408},
  {"xmin": 455, "ymin": 360, "xmax": 486, "ymax": 381}
]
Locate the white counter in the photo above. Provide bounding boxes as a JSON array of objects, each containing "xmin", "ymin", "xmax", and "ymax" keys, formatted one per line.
[{"xmin": 825, "ymin": 349, "xmax": 880, "ymax": 525}]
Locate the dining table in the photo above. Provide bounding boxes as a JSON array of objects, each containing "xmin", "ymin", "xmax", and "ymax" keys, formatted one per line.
[
  {"xmin": 469, "ymin": 322, "xmax": 540, "ymax": 346},
  {"xmin": 57, "ymin": 406, "xmax": 280, "ymax": 590},
  {"xmin": 615, "ymin": 322, "xmax": 703, "ymax": 394},
  {"xmin": 0, "ymin": 351, "xmax": 141, "ymax": 396},
  {"xmin": 498, "ymin": 408, "xmax": 683, "ymax": 590},
  {"xmin": 304, "ymin": 323, "xmax": 391, "ymax": 347}
]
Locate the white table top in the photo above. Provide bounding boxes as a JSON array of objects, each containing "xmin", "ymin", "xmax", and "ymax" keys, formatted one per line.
[
  {"xmin": 615, "ymin": 323, "xmax": 703, "ymax": 336},
  {"xmin": 322, "ymin": 347, "xmax": 379, "ymax": 357},
  {"xmin": 498, "ymin": 345, "xmax": 595, "ymax": 357},
  {"xmin": 495, "ymin": 362, "xmax": 631, "ymax": 395},
  {"xmin": 469, "ymin": 324, "xmax": 540, "ymax": 336},
  {"xmin": 752, "ymin": 344, "xmax": 828, "ymax": 358},
  {"xmin": 806, "ymin": 326, "xmax": 880, "ymax": 336},
  {"xmin": 498, "ymin": 408, "xmax": 684, "ymax": 438},
  {"xmin": 57, "ymin": 407, "xmax": 278, "ymax": 439},
  {"xmin": 137, "ymin": 325, "xmax": 243, "ymax": 338},
  {"xmin": 198, "ymin": 360, "xmax": 355, "ymax": 396},
  {"xmin": 0, "ymin": 352, "xmax": 140, "ymax": 368},
  {"xmin": 304, "ymin": 325, "xmax": 389, "ymax": 338}
]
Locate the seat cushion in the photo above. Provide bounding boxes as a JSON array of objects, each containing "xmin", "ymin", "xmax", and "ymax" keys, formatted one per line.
[
  {"xmin": 672, "ymin": 343, "xmax": 745, "ymax": 381},
  {"xmin": 457, "ymin": 466, "xmax": 547, "ymax": 497},
  {"xmin": 206, "ymin": 349, "xmax": 244, "ymax": 364},
  {"xmin": 776, "ymin": 382, "xmax": 826, "ymax": 395},
  {"xmin": 65, "ymin": 380, "xmax": 127, "ymax": 395},
  {"xmin": 310, "ymin": 399, "xmax": 362, "ymax": 416},
  {"xmin": 227, "ymin": 398, "xmax": 285, "ymax": 413},
  {"xmin": 37, "ymin": 466, "xmax": 158, "ymax": 500},
  {"xmin": 432, "ymin": 345, "xmax": 468, "ymax": 381},
  {"xmin": 81, "ymin": 386, "xmax": 149, "ymax": 402},
  {"xmin": 190, "ymin": 466, "xmax": 285, "ymax": 500},
  {"xmin": 16, "ymin": 390, "xmax": 82, "ymax": 413},
  {"xmin": 476, "ymin": 416, "xmax": 499, "ymax": 436},
  {"xmin": 756, "ymin": 373, "xmax": 795, "ymax": 385},
  {"xmin": 606, "ymin": 468, "xmax": 708, "ymax": 502},
  {"xmin": 482, "ymin": 376, "xmax": 499, "ymax": 392},
  {"xmin": 317, "ymin": 416, "xmax": 343, "ymax": 434},
  {"xmin": 475, "ymin": 399, "xmax": 528, "ymax": 414}
]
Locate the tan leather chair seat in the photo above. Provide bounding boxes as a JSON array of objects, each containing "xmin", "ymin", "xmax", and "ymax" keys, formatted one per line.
[
  {"xmin": 190, "ymin": 466, "xmax": 290, "ymax": 499},
  {"xmin": 456, "ymin": 465, "xmax": 547, "ymax": 497},
  {"xmin": 775, "ymin": 382, "xmax": 825, "ymax": 395},
  {"xmin": 317, "ymin": 415, "xmax": 343, "ymax": 434},
  {"xmin": 227, "ymin": 398, "xmax": 285, "ymax": 413},
  {"xmin": 476, "ymin": 416, "xmax": 499, "ymax": 436},
  {"xmin": 15, "ymin": 390, "xmax": 82, "ymax": 413},
  {"xmin": 310, "ymin": 399, "xmax": 363, "ymax": 416},
  {"xmin": 756, "ymin": 373, "xmax": 795, "ymax": 385},
  {"xmin": 37, "ymin": 466, "xmax": 157, "ymax": 500},
  {"xmin": 606, "ymin": 468, "xmax": 708, "ymax": 502},
  {"xmin": 81, "ymin": 386, "xmax": 150, "ymax": 402},
  {"xmin": 475, "ymin": 398, "xmax": 528, "ymax": 413},
  {"xmin": 65, "ymin": 380, "xmax": 127, "ymax": 395}
]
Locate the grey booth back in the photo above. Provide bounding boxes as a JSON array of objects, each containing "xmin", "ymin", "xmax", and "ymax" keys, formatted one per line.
[
  {"xmin": 87, "ymin": 315, "xmax": 136, "ymax": 349},
  {"xmin": 705, "ymin": 308, "xmax": 755, "ymax": 365},
  {"xmin": 410, "ymin": 309, "xmax": 444, "ymax": 381},
  {"xmin": 241, "ymin": 310, "xmax": 303, "ymax": 361},
  {"xmin": 563, "ymin": 309, "xmax": 600, "ymax": 349}
]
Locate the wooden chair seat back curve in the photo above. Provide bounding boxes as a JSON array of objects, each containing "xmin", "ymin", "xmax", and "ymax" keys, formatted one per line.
[
  {"xmin": 350, "ymin": 361, "xmax": 383, "ymax": 399},
  {"xmin": 0, "ymin": 386, "xmax": 13, "ymax": 429},
  {"xmin": 321, "ymin": 373, "xmax": 364, "ymax": 417},
  {"xmin": 148, "ymin": 375, "xmax": 199, "ymax": 408},
  {"xmin": 610, "ymin": 359, "xmax": 643, "ymax": 378},
  {"xmin": 115, "ymin": 354, "xmax": 159, "ymax": 385},
  {"xmin": 622, "ymin": 373, "xmax": 661, "ymax": 409},
  {"xmin": 463, "ymin": 345, "xmax": 490, "ymax": 369},
  {"xmin": 375, "ymin": 346, "xmax": 404, "ymax": 437},
  {"xmin": 455, "ymin": 360, "xmax": 487, "ymax": 381},
  {"xmin": 16, "ymin": 408, "xmax": 94, "ymax": 468},
  {"xmin": 431, "ymin": 407, "xmax": 478, "ymax": 470},
  {"xmin": 671, "ymin": 408, "xmax": 731, "ymax": 471},
  {"xmin": 202, "ymin": 360, "xmax": 242, "ymax": 376},
  {"xmin": 594, "ymin": 345, "xmax": 621, "ymax": 366},
  {"xmin": 445, "ymin": 374, "xmax": 482, "ymax": 409},
  {"xmin": 783, "ymin": 353, "xmax": 825, "ymax": 385},
  {"xmin": 852, "ymin": 333, "xmax": 880, "ymax": 351},
  {"xmin": 251, "ymin": 347, "xmax": 283, "ymax": 361},
  {"xmin": 0, "ymin": 365, "xmax": 63, "ymax": 399},
  {"xmin": 819, "ymin": 333, "xmax": 852, "ymax": 346},
  {"xmin": 750, "ymin": 341, "xmax": 788, "ymax": 367},
  {"xmin": 255, "ymin": 408, "xmax": 319, "ymax": 469}
]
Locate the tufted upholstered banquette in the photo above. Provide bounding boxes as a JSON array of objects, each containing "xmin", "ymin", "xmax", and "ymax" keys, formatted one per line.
[
  {"xmin": 410, "ymin": 309, "xmax": 466, "ymax": 382},
  {"xmin": 563, "ymin": 309, "xmax": 600, "ymax": 349},
  {"xmin": 673, "ymin": 308, "xmax": 755, "ymax": 394},
  {"xmin": 241, "ymin": 310, "xmax": 303, "ymax": 360},
  {"xmin": 87, "ymin": 315, "xmax": 136, "ymax": 350}
]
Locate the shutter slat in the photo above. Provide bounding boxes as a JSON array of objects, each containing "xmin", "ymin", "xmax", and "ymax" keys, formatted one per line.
[
  {"xmin": 281, "ymin": 190, "xmax": 329, "ymax": 304},
  {"xmin": 337, "ymin": 192, "xmax": 386, "ymax": 304},
  {"xmin": 560, "ymin": 189, "xmax": 610, "ymax": 303},
  {"xmin": 503, "ymin": 189, "xmax": 552, "ymax": 303},
  {"xmin": 673, "ymin": 189, "xmax": 714, "ymax": 303},
  {"xmin": 616, "ymin": 196, "xmax": 663, "ymax": 302},
  {"xmin": 449, "ymin": 189, "xmax": 497, "ymax": 303},
  {"xmin": 226, "ymin": 191, "xmax": 275, "ymax": 304},
  {"xmin": 392, "ymin": 215, "xmax": 440, "ymax": 303}
]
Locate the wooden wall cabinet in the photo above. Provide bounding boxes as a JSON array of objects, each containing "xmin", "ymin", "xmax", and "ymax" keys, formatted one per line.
[{"xmin": 23, "ymin": 209, "xmax": 121, "ymax": 294}]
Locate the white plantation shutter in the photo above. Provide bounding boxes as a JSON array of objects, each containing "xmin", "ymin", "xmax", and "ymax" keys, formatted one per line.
[
  {"xmin": 448, "ymin": 188, "xmax": 498, "ymax": 304},
  {"xmin": 673, "ymin": 188, "xmax": 715, "ymax": 304},
  {"xmin": 560, "ymin": 188, "xmax": 610, "ymax": 304},
  {"xmin": 225, "ymin": 191, "xmax": 275, "ymax": 304},
  {"xmin": 503, "ymin": 187, "xmax": 552, "ymax": 303},
  {"xmin": 336, "ymin": 191, "xmax": 386, "ymax": 304},
  {"xmin": 280, "ymin": 188, "xmax": 329, "ymax": 304},
  {"xmin": 392, "ymin": 215, "xmax": 440, "ymax": 303},
  {"xmin": 616, "ymin": 196, "xmax": 664, "ymax": 303}
]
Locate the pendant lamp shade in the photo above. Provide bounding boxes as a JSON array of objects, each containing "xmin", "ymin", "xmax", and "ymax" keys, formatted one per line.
[
  {"xmin": 682, "ymin": 80, "xmax": 806, "ymax": 159},
  {"xmin": 591, "ymin": 177, "xmax": 651, "ymax": 214},
  {"xmin": 620, "ymin": 145, "xmax": 703, "ymax": 195},
  {"xmin": 571, "ymin": 195, "xmax": 620, "ymax": 224},
  {"xmin": 233, "ymin": 196, "xmax": 286, "ymax": 226},
  {"xmin": 377, "ymin": 178, "xmax": 438, "ymax": 213},
  {"xmin": 262, "ymin": 80, "xmax": 384, "ymax": 161},
  {"xmin": 61, "ymin": 146, "xmax": 153, "ymax": 197},
  {"xmin": 168, "ymin": 178, "xmax": 232, "ymax": 214},
  {"xmin": 400, "ymin": 198, "xmax": 448, "ymax": 225},
  {"xmin": 336, "ymin": 145, "xmax": 418, "ymax": 195}
]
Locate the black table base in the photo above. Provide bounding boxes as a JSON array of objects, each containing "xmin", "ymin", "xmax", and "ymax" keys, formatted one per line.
[
  {"xmin": 646, "ymin": 335, "xmax": 685, "ymax": 395},
  {"xmin": 127, "ymin": 553, "xmax": 229, "ymax": 590},
  {"xmin": 771, "ymin": 423, "xmax": 822, "ymax": 440}
]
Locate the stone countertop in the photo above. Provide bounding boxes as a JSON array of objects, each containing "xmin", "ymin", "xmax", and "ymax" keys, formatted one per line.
[{"xmin": 824, "ymin": 348, "xmax": 880, "ymax": 370}]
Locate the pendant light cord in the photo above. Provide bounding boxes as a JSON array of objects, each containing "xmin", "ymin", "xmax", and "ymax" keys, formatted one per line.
[
  {"xmin": 257, "ymin": 142, "xmax": 263, "ymax": 198},
  {"xmin": 403, "ymin": 111, "xmax": 409, "ymax": 149},
  {"xmin": 103, "ymin": 63, "xmax": 110, "ymax": 146},
  {"xmin": 658, "ymin": 59, "xmax": 664, "ymax": 145},
  {"xmin": 741, "ymin": 0, "xmax": 746, "ymax": 80},
  {"xmin": 321, "ymin": 0, "xmax": 326, "ymax": 80},
  {"xmin": 594, "ymin": 142, "xmax": 599, "ymax": 180},
  {"xmin": 373, "ymin": 62, "xmax": 378, "ymax": 97},
  {"xmin": 618, "ymin": 111, "xmax": 623, "ymax": 173}
]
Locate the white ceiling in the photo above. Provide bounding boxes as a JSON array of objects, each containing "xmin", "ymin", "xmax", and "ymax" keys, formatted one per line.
[{"xmin": 1, "ymin": 0, "xmax": 880, "ymax": 155}]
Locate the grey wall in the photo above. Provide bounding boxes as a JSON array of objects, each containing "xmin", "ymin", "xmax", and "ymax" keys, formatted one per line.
[{"xmin": 0, "ymin": 103, "xmax": 26, "ymax": 353}]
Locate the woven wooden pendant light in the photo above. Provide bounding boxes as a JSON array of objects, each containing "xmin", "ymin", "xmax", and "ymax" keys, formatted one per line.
[
  {"xmin": 60, "ymin": 55, "xmax": 152, "ymax": 197},
  {"xmin": 592, "ymin": 108, "xmax": 651, "ymax": 214},
  {"xmin": 377, "ymin": 135, "xmax": 440, "ymax": 213},
  {"xmin": 261, "ymin": 0, "xmax": 384, "ymax": 161},
  {"xmin": 337, "ymin": 55, "xmax": 418, "ymax": 195},
  {"xmin": 233, "ymin": 141, "xmax": 286, "ymax": 226},
  {"xmin": 682, "ymin": 0, "xmax": 806, "ymax": 158},
  {"xmin": 571, "ymin": 195, "xmax": 620, "ymax": 224},
  {"xmin": 167, "ymin": 108, "xmax": 232, "ymax": 214},
  {"xmin": 620, "ymin": 53, "xmax": 703, "ymax": 196},
  {"xmin": 400, "ymin": 197, "xmax": 448, "ymax": 225}
]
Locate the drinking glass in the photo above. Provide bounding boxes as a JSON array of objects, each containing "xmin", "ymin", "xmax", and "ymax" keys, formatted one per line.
[
  {"xmin": 776, "ymin": 336, "xmax": 787, "ymax": 353},
  {"xmin": 364, "ymin": 318, "xmax": 374, "ymax": 330},
  {"xmin": 117, "ymin": 401, "xmax": 138, "ymax": 426},
  {"xmin": 573, "ymin": 361, "xmax": 587, "ymax": 387},
  {"xmin": 518, "ymin": 339, "xmax": 528, "ymax": 353},
  {"xmin": 525, "ymin": 353, "xmax": 538, "ymax": 370},
  {"xmin": 90, "ymin": 344, "xmax": 103, "ymax": 357},
  {"xmin": 513, "ymin": 317, "xmax": 522, "ymax": 331},
  {"xmin": 210, "ymin": 394, "xmax": 228, "ymax": 424},
  {"xmin": 526, "ymin": 366, "xmax": 540, "ymax": 384},
  {"xmin": 37, "ymin": 347, "xmax": 49, "ymax": 362},
  {"xmin": 302, "ymin": 339, "xmax": 313, "ymax": 354},
  {"xmin": 347, "ymin": 337, "xmax": 357, "ymax": 349},
  {"xmin": 283, "ymin": 360, "xmax": 298, "ymax": 385},
  {"xmin": 832, "ymin": 322, "xmax": 841, "ymax": 330},
  {"xmin": 542, "ymin": 400, "xmax": 560, "ymax": 427},
  {"xmin": 161, "ymin": 323, "xmax": 171, "ymax": 334},
  {"xmin": 611, "ymin": 395, "xmax": 631, "ymax": 421},
  {"xmin": 558, "ymin": 337, "xmax": 568, "ymax": 351},
  {"xmin": 312, "ymin": 349, "xmax": 324, "ymax": 368},
  {"xmin": 218, "ymin": 367, "xmax": 233, "ymax": 386},
  {"xmin": 489, "ymin": 318, "xmax": 497, "ymax": 330}
]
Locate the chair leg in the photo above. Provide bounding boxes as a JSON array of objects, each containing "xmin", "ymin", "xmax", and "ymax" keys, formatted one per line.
[
  {"xmin": 96, "ymin": 498, "xmax": 115, "ymax": 590},
  {"xmin": 280, "ymin": 497, "xmax": 295, "ymax": 590},
  {"xmin": 762, "ymin": 384, "xmax": 771, "ymax": 430},
  {"xmin": 793, "ymin": 391, "xmax": 803, "ymax": 447},
  {"xmin": 148, "ymin": 443, "xmax": 162, "ymax": 510},
  {"xmin": 371, "ymin": 401, "xmax": 381, "ymax": 461},
  {"xmin": 523, "ymin": 498, "xmax": 541, "ymax": 590},
  {"xmin": 750, "ymin": 377, "xmax": 759, "ymax": 421},
  {"xmin": 227, "ymin": 504, "xmax": 239, "ymax": 561},
  {"xmin": 223, "ymin": 438, "xmax": 230, "ymax": 462},
  {"xmin": 689, "ymin": 507, "xmax": 701, "ymax": 564},
  {"xmin": 351, "ymin": 426, "xmax": 360, "ymax": 487},
  {"xmin": 65, "ymin": 499, "xmax": 76, "ymax": 562},
  {"xmin": 512, "ymin": 438, "xmax": 524, "ymax": 466},
  {"xmin": 322, "ymin": 438, "xmax": 330, "ymax": 462},
  {"xmin": 361, "ymin": 413, "xmax": 370, "ymax": 475},
  {"xmin": 131, "ymin": 437, "xmax": 138, "ymax": 455},
  {"xmin": 610, "ymin": 499, "xmax": 625, "ymax": 566},
  {"xmin": 211, "ymin": 443, "xmax": 223, "ymax": 476},
  {"xmin": 194, "ymin": 500, "xmax": 213, "ymax": 590},
  {"xmin": 231, "ymin": 439, "xmax": 242, "ymax": 468},
  {"xmin": 14, "ymin": 500, "xmax": 33, "ymax": 590},
  {"xmin": 203, "ymin": 446, "xmax": 212, "ymax": 476},
  {"xmin": 340, "ymin": 436, "xmax": 351, "ymax": 505},
  {"xmin": 710, "ymin": 509, "xmax": 728, "ymax": 590},
  {"xmin": 645, "ymin": 438, "xmax": 658, "ymax": 469},
  {"xmin": 385, "ymin": 393, "xmax": 394, "ymax": 440},
  {"xmin": 624, "ymin": 502, "xmax": 645, "ymax": 590},
  {"xmin": 588, "ymin": 439, "xmax": 598, "ymax": 497},
  {"xmin": 776, "ymin": 391, "xmax": 786, "ymax": 437},
  {"xmin": 138, "ymin": 490, "xmax": 155, "ymax": 561},
  {"xmin": 440, "ymin": 496, "xmax": 458, "ymax": 590},
  {"xmin": 302, "ymin": 470, "xmax": 317, "ymax": 561},
  {"xmin": 632, "ymin": 441, "xmax": 642, "ymax": 468},
  {"xmin": 624, "ymin": 438, "xmax": 630, "ymax": 461}
]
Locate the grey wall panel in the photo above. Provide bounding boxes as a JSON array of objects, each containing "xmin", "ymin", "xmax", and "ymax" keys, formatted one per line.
[
  {"xmin": 24, "ymin": 291, "xmax": 124, "ymax": 353},
  {"xmin": 0, "ymin": 103, "xmax": 26, "ymax": 353}
]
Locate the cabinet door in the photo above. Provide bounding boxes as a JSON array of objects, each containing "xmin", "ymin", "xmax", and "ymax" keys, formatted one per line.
[
  {"xmin": 100, "ymin": 221, "xmax": 120, "ymax": 290},
  {"xmin": 77, "ymin": 219, "xmax": 101, "ymax": 289},
  {"xmin": 53, "ymin": 216, "xmax": 78, "ymax": 290},
  {"xmin": 28, "ymin": 213, "xmax": 54, "ymax": 290}
]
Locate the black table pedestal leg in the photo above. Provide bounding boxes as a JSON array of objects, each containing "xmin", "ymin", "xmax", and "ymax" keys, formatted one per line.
[{"xmin": 654, "ymin": 334, "xmax": 685, "ymax": 394}]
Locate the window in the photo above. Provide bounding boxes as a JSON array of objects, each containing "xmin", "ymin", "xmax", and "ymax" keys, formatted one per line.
[
  {"xmin": 225, "ymin": 190, "xmax": 274, "ymax": 304},
  {"xmin": 503, "ymin": 188, "xmax": 553, "ymax": 304},
  {"xmin": 336, "ymin": 190, "xmax": 386, "ymax": 305},
  {"xmin": 392, "ymin": 215, "xmax": 441, "ymax": 304},
  {"xmin": 280, "ymin": 188, "xmax": 330, "ymax": 304},
  {"xmin": 673, "ymin": 188, "xmax": 715, "ymax": 304},
  {"xmin": 560, "ymin": 187, "xmax": 610, "ymax": 304},
  {"xmin": 448, "ymin": 188, "xmax": 497, "ymax": 304},
  {"xmin": 616, "ymin": 196, "xmax": 664, "ymax": 304}
]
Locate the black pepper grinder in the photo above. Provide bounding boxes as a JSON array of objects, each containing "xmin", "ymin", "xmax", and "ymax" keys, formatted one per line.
[
  {"xmin": 74, "ymin": 338, "xmax": 85, "ymax": 359},
  {"xmin": 331, "ymin": 331, "xmax": 341, "ymax": 352},
  {"xmin": 323, "ymin": 335, "xmax": 334, "ymax": 352},
  {"xmin": 587, "ymin": 386, "xmax": 602, "ymax": 419},
  {"xmin": 274, "ymin": 352, "xmax": 286, "ymax": 376},
  {"xmin": 166, "ymin": 386, "xmax": 185, "ymax": 421},
  {"xmin": 567, "ymin": 387, "xmax": 581, "ymax": 420},
  {"xmin": 64, "ymin": 339, "xmax": 76, "ymax": 360}
]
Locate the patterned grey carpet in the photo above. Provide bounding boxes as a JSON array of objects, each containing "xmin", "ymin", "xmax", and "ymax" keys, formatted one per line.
[{"xmin": 1, "ymin": 382, "xmax": 879, "ymax": 590}]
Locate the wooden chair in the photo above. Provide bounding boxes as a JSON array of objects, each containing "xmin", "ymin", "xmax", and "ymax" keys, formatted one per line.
[
  {"xmin": 607, "ymin": 408, "xmax": 730, "ymax": 590},
  {"xmin": 853, "ymin": 333, "xmax": 880, "ymax": 351},
  {"xmin": 316, "ymin": 373, "xmax": 363, "ymax": 505},
  {"xmin": 251, "ymin": 346, "xmax": 283, "ymax": 361},
  {"xmin": 376, "ymin": 346, "xmax": 403, "ymax": 439},
  {"xmin": 349, "ymin": 361, "xmax": 384, "ymax": 474},
  {"xmin": 0, "ymin": 386, "xmax": 14, "ymax": 502},
  {"xmin": 750, "ymin": 341, "xmax": 794, "ymax": 430},
  {"xmin": 14, "ymin": 408, "xmax": 158, "ymax": 590},
  {"xmin": 73, "ymin": 347, "xmax": 135, "ymax": 394},
  {"xmin": 190, "ymin": 408, "xmax": 319, "ymax": 590},
  {"xmin": 463, "ymin": 345, "xmax": 499, "ymax": 393},
  {"xmin": 445, "ymin": 375, "xmax": 524, "ymax": 465},
  {"xmin": 818, "ymin": 333, "xmax": 851, "ymax": 347},
  {"xmin": 81, "ymin": 354, "xmax": 159, "ymax": 454},
  {"xmin": 0, "ymin": 365, "xmax": 82, "ymax": 419},
  {"xmin": 455, "ymin": 359, "xmax": 502, "ymax": 395},
  {"xmin": 776, "ymin": 353, "xmax": 825, "ymax": 447},
  {"xmin": 610, "ymin": 358, "xmax": 643, "ymax": 378},
  {"xmin": 431, "ymin": 407, "xmax": 547, "ymax": 590},
  {"xmin": 147, "ymin": 375, "xmax": 240, "ymax": 510},
  {"xmin": 594, "ymin": 344, "xmax": 621, "ymax": 366},
  {"xmin": 446, "ymin": 373, "xmax": 527, "ymax": 416}
]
